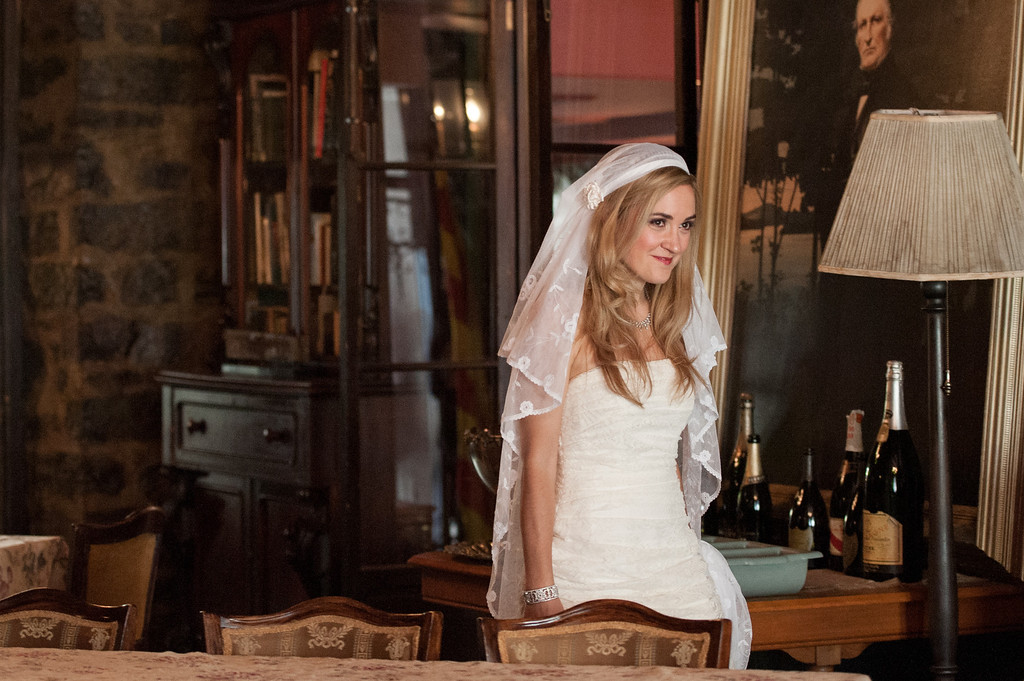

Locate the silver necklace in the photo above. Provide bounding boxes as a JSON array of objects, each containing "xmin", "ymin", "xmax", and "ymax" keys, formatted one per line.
[
  {"xmin": 629, "ymin": 311, "xmax": 652, "ymax": 329},
  {"xmin": 629, "ymin": 288, "xmax": 652, "ymax": 329}
]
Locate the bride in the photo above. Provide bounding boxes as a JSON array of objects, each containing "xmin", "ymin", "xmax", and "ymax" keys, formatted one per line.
[{"xmin": 487, "ymin": 143, "xmax": 751, "ymax": 669}]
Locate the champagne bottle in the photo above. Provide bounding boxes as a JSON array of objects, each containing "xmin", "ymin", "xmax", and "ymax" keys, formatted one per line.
[
  {"xmin": 719, "ymin": 393, "xmax": 754, "ymax": 538},
  {"xmin": 828, "ymin": 410, "xmax": 865, "ymax": 571},
  {"xmin": 788, "ymin": 448, "xmax": 829, "ymax": 567},
  {"xmin": 842, "ymin": 470, "xmax": 864, "ymax": 577},
  {"xmin": 862, "ymin": 360, "xmax": 925, "ymax": 583},
  {"xmin": 737, "ymin": 434, "xmax": 772, "ymax": 543},
  {"xmin": 701, "ymin": 500, "xmax": 720, "ymax": 536}
]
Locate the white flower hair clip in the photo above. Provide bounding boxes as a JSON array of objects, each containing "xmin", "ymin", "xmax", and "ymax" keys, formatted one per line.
[{"xmin": 583, "ymin": 182, "xmax": 604, "ymax": 210}]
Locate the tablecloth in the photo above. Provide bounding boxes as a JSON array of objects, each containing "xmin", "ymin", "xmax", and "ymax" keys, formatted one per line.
[
  {"xmin": 0, "ymin": 648, "xmax": 872, "ymax": 680},
  {"xmin": 0, "ymin": 535, "xmax": 70, "ymax": 599}
]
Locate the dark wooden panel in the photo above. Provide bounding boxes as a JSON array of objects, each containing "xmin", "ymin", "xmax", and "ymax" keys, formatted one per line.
[{"xmin": 191, "ymin": 472, "xmax": 251, "ymax": 615}]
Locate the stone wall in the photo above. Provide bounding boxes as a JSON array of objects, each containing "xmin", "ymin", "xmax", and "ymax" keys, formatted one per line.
[{"xmin": 19, "ymin": 0, "xmax": 222, "ymax": 534}]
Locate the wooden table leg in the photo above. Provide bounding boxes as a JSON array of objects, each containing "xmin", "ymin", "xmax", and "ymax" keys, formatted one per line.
[{"xmin": 783, "ymin": 643, "xmax": 869, "ymax": 671}]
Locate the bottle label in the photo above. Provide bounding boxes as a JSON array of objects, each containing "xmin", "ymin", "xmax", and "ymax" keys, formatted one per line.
[
  {"xmin": 846, "ymin": 410, "xmax": 864, "ymax": 452},
  {"xmin": 828, "ymin": 517, "xmax": 844, "ymax": 557},
  {"xmin": 789, "ymin": 527, "xmax": 814, "ymax": 553},
  {"xmin": 862, "ymin": 511, "xmax": 903, "ymax": 566},
  {"xmin": 842, "ymin": 529, "xmax": 859, "ymax": 570},
  {"xmin": 875, "ymin": 422, "xmax": 890, "ymax": 443},
  {"xmin": 876, "ymin": 410, "xmax": 892, "ymax": 443}
]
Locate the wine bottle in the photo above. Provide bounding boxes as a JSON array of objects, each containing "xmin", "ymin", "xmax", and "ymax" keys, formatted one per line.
[
  {"xmin": 737, "ymin": 433, "xmax": 772, "ymax": 543},
  {"xmin": 788, "ymin": 448, "xmax": 829, "ymax": 567},
  {"xmin": 719, "ymin": 393, "xmax": 754, "ymax": 538},
  {"xmin": 828, "ymin": 410, "xmax": 865, "ymax": 571},
  {"xmin": 701, "ymin": 502, "xmax": 720, "ymax": 537},
  {"xmin": 862, "ymin": 360, "xmax": 925, "ymax": 583},
  {"xmin": 842, "ymin": 471, "xmax": 864, "ymax": 577}
]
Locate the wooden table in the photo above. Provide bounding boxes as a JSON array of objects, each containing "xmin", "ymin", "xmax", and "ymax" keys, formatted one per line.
[
  {"xmin": 408, "ymin": 550, "xmax": 1024, "ymax": 669},
  {"xmin": 0, "ymin": 535, "xmax": 69, "ymax": 598},
  {"xmin": 0, "ymin": 648, "xmax": 871, "ymax": 680}
]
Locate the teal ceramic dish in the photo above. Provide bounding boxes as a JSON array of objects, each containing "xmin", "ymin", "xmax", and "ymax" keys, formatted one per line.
[{"xmin": 703, "ymin": 536, "xmax": 821, "ymax": 598}]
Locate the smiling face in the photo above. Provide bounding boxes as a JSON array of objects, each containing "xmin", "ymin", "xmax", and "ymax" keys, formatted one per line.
[
  {"xmin": 855, "ymin": 0, "xmax": 893, "ymax": 72},
  {"xmin": 622, "ymin": 184, "xmax": 696, "ymax": 286}
]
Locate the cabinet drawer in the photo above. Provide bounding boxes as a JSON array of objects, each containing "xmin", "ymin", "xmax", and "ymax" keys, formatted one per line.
[
  {"xmin": 180, "ymin": 401, "xmax": 297, "ymax": 459},
  {"xmin": 168, "ymin": 391, "xmax": 310, "ymax": 483}
]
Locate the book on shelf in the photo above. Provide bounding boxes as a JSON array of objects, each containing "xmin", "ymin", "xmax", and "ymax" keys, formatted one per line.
[
  {"xmin": 248, "ymin": 73, "xmax": 288, "ymax": 162},
  {"xmin": 265, "ymin": 306, "xmax": 290, "ymax": 335},
  {"xmin": 252, "ymin": 191, "xmax": 290, "ymax": 286},
  {"xmin": 309, "ymin": 212, "xmax": 332, "ymax": 287},
  {"xmin": 274, "ymin": 192, "xmax": 290, "ymax": 285},
  {"xmin": 317, "ymin": 292, "xmax": 340, "ymax": 357},
  {"xmin": 307, "ymin": 48, "xmax": 338, "ymax": 160},
  {"xmin": 253, "ymin": 192, "xmax": 267, "ymax": 284}
]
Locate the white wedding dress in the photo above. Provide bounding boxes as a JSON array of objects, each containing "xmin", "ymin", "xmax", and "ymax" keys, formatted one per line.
[{"xmin": 551, "ymin": 359, "xmax": 723, "ymax": 619}]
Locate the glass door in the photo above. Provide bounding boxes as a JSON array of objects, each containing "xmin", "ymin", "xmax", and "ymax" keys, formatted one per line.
[{"xmin": 346, "ymin": 0, "xmax": 513, "ymax": 591}]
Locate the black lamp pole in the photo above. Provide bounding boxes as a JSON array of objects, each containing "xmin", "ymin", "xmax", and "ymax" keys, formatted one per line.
[{"xmin": 922, "ymin": 280, "xmax": 958, "ymax": 680}]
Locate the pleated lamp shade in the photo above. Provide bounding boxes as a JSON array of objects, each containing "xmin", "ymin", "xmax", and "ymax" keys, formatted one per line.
[{"xmin": 819, "ymin": 109, "xmax": 1024, "ymax": 281}]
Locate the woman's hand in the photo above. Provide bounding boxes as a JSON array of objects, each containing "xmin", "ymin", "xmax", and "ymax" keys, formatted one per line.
[{"xmin": 523, "ymin": 598, "xmax": 564, "ymax": 620}]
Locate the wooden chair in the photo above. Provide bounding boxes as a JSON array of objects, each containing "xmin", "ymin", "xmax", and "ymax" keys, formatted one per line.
[
  {"xmin": 478, "ymin": 598, "xmax": 731, "ymax": 668},
  {"xmin": 70, "ymin": 505, "xmax": 165, "ymax": 650},
  {"xmin": 0, "ymin": 587, "xmax": 136, "ymax": 651},
  {"xmin": 203, "ymin": 596, "xmax": 443, "ymax": 661}
]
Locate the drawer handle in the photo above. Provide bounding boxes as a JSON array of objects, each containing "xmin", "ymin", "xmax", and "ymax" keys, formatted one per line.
[
  {"xmin": 186, "ymin": 418, "xmax": 207, "ymax": 435},
  {"xmin": 263, "ymin": 427, "xmax": 292, "ymax": 444}
]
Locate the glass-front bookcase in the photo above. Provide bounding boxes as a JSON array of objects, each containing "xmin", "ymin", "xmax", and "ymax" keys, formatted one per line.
[
  {"xmin": 195, "ymin": 0, "xmax": 516, "ymax": 610},
  {"xmin": 222, "ymin": 4, "xmax": 344, "ymax": 368}
]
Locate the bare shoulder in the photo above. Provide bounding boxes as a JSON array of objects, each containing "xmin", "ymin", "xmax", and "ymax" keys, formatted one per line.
[{"xmin": 568, "ymin": 336, "xmax": 596, "ymax": 382}]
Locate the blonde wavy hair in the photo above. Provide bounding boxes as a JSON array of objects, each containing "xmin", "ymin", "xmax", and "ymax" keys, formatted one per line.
[{"xmin": 580, "ymin": 166, "xmax": 702, "ymax": 405}]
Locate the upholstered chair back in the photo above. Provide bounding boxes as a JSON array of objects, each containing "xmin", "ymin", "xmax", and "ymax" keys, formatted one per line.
[
  {"xmin": 479, "ymin": 598, "xmax": 731, "ymax": 668},
  {"xmin": 0, "ymin": 588, "xmax": 135, "ymax": 651},
  {"xmin": 203, "ymin": 596, "xmax": 443, "ymax": 661}
]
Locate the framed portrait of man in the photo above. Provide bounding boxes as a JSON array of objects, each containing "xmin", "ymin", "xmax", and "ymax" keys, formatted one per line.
[{"xmin": 698, "ymin": 0, "xmax": 1022, "ymax": 514}]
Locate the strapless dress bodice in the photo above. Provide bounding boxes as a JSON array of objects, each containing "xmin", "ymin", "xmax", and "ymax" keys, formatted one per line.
[{"xmin": 551, "ymin": 359, "xmax": 721, "ymax": 619}]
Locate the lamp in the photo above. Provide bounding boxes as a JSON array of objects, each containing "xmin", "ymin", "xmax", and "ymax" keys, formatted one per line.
[{"xmin": 819, "ymin": 109, "xmax": 1024, "ymax": 681}]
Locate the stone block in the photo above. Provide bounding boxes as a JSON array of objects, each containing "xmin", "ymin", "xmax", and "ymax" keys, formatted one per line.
[
  {"xmin": 77, "ymin": 266, "xmax": 107, "ymax": 304},
  {"xmin": 77, "ymin": 107, "xmax": 162, "ymax": 129},
  {"xmin": 161, "ymin": 18, "xmax": 195, "ymax": 46},
  {"xmin": 20, "ymin": 56, "xmax": 69, "ymax": 98},
  {"xmin": 21, "ymin": 0, "xmax": 75, "ymax": 44},
  {"xmin": 30, "ymin": 211, "xmax": 61, "ymax": 256},
  {"xmin": 20, "ymin": 116, "xmax": 56, "ymax": 145},
  {"xmin": 128, "ymin": 323, "xmax": 184, "ymax": 367},
  {"xmin": 78, "ymin": 314, "xmax": 136, "ymax": 361},
  {"xmin": 79, "ymin": 56, "xmax": 196, "ymax": 105},
  {"xmin": 80, "ymin": 391, "xmax": 161, "ymax": 443},
  {"xmin": 75, "ymin": 143, "xmax": 112, "ymax": 195},
  {"xmin": 32, "ymin": 451, "xmax": 126, "ymax": 497},
  {"xmin": 84, "ymin": 368, "xmax": 149, "ymax": 393},
  {"xmin": 117, "ymin": 20, "xmax": 159, "ymax": 45},
  {"xmin": 29, "ymin": 263, "xmax": 75, "ymax": 309},
  {"xmin": 140, "ymin": 161, "xmax": 189, "ymax": 190},
  {"xmin": 76, "ymin": 200, "xmax": 186, "ymax": 252},
  {"xmin": 75, "ymin": 0, "xmax": 105, "ymax": 41},
  {"xmin": 120, "ymin": 259, "xmax": 178, "ymax": 306}
]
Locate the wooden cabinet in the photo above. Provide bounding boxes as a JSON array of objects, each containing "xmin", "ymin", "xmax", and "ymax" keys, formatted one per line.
[
  {"xmin": 167, "ymin": 0, "xmax": 514, "ymax": 618},
  {"xmin": 158, "ymin": 371, "xmax": 343, "ymax": 616},
  {"xmin": 157, "ymin": 0, "xmax": 353, "ymax": 620}
]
